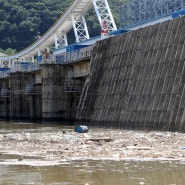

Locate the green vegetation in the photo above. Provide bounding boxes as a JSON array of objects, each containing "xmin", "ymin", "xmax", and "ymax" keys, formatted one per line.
[
  {"xmin": 0, "ymin": 48, "xmax": 16, "ymax": 55},
  {"xmin": 0, "ymin": 0, "xmax": 123, "ymax": 53}
]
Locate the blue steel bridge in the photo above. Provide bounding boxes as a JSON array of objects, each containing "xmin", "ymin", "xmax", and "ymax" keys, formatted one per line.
[{"xmin": 0, "ymin": 0, "xmax": 185, "ymax": 78}]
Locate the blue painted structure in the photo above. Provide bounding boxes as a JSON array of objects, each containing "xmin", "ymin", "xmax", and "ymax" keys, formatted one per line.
[
  {"xmin": 0, "ymin": 68, "xmax": 10, "ymax": 71},
  {"xmin": 66, "ymin": 44, "xmax": 89, "ymax": 52},
  {"xmin": 109, "ymin": 29, "xmax": 128, "ymax": 36},
  {"xmin": 55, "ymin": 42, "xmax": 93, "ymax": 64},
  {"xmin": 20, "ymin": 62, "xmax": 29, "ymax": 70},
  {"xmin": 37, "ymin": 56, "xmax": 42, "ymax": 63},
  {"xmin": 172, "ymin": 9, "xmax": 185, "ymax": 17}
]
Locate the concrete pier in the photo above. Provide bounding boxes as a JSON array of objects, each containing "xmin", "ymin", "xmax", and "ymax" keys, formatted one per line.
[
  {"xmin": 10, "ymin": 72, "xmax": 42, "ymax": 121},
  {"xmin": 41, "ymin": 64, "xmax": 66, "ymax": 122},
  {"xmin": 0, "ymin": 61, "xmax": 87, "ymax": 123},
  {"xmin": 77, "ymin": 16, "xmax": 185, "ymax": 132},
  {"xmin": 0, "ymin": 78, "xmax": 10, "ymax": 119}
]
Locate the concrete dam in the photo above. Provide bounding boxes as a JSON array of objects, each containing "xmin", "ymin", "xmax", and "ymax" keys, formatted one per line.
[
  {"xmin": 77, "ymin": 15, "xmax": 185, "ymax": 132},
  {"xmin": 1, "ymin": 15, "xmax": 185, "ymax": 132},
  {"xmin": 0, "ymin": 63, "xmax": 84, "ymax": 123}
]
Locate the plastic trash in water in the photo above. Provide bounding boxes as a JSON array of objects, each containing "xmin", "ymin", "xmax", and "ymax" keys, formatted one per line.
[{"xmin": 75, "ymin": 125, "xmax": 89, "ymax": 133}]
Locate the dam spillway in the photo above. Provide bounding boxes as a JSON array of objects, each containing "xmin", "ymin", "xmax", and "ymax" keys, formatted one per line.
[
  {"xmin": 77, "ymin": 15, "xmax": 185, "ymax": 132},
  {"xmin": 1, "ymin": 15, "xmax": 185, "ymax": 131}
]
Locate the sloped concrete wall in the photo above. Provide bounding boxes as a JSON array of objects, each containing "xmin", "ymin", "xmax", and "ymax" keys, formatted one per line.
[{"xmin": 77, "ymin": 16, "xmax": 185, "ymax": 132}]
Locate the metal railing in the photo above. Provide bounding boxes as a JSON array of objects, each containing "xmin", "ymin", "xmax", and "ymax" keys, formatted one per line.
[
  {"xmin": 0, "ymin": 69, "xmax": 10, "ymax": 79},
  {"xmin": 56, "ymin": 45, "xmax": 93, "ymax": 64},
  {"xmin": 10, "ymin": 62, "xmax": 41, "ymax": 73},
  {"xmin": 0, "ymin": 46, "xmax": 93, "ymax": 78}
]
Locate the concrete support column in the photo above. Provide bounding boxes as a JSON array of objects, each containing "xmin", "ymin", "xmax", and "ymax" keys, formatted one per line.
[
  {"xmin": 10, "ymin": 72, "xmax": 42, "ymax": 121},
  {"xmin": 10, "ymin": 72, "xmax": 29, "ymax": 120},
  {"xmin": 41, "ymin": 64, "xmax": 67, "ymax": 122},
  {"xmin": 0, "ymin": 79, "xmax": 10, "ymax": 119}
]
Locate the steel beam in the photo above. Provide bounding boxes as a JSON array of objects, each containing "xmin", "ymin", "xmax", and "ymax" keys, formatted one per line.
[
  {"xmin": 54, "ymin": 32, "xmax": 68, "ymax": 49},
  {"xmin": 92, "ymin": 0, "xmax": 117, "ymax": 32},
  {"xmin": 71, "ymin": 14, "xmax": 90, "ymax": 42}
]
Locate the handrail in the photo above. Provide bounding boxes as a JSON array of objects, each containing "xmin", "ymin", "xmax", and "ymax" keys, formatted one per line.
[
  {"xmin": 0, "ymin": 45, "xmax": 93, "ymax": 78},
  {"xmin": 56, "ymin": 45, "xmax": 93, "ymax": 64}
]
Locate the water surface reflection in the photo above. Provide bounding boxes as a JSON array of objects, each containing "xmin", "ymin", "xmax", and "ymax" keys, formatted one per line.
[{"xmin": 0, "ymin": 160, "xmax": 185, "ymax": 185}]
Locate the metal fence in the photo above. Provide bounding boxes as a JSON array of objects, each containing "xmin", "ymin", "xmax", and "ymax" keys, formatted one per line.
[
  {"xmin": 0, "ymin": 69, "xmax": 10, "ymax": 79},
  {"xmin": 0, "ymin": 46, "xmax": 93, "ymax": 79},
  {"xmin": 120, "ymin": 0, "xmax": 185, "ymax": 28},
  {"xmin": 56, "ymin": 45, "xmax": 93, "ymax": 64},
  {"xmin": 11, "ymin": 62, "xmax": 41, "ymax": 73}
]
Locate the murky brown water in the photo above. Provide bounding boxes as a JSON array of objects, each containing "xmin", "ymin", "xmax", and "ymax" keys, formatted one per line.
[{"xmin": 0, "ymin": 121, "xmax": 185, "ymax": 185}]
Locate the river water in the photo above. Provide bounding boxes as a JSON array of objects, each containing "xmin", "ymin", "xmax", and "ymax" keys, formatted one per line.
[{"xmin": 0, "ymin": 121, "xmax": 185, "ymax": 185}]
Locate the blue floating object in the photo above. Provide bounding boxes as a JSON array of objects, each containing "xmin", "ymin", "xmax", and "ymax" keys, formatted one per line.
[{"xmin": 75, "ymin": 125, "xmax": 89, "ymax": 133}]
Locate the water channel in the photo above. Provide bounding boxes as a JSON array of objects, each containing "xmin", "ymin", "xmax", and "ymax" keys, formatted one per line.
[{"xmin": 0, "ymin": 121, "xmax": 185, "ymax": 185}]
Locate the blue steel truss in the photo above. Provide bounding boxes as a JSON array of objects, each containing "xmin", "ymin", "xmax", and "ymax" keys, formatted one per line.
[{"xmin": 120, "ymin": 0, "xmax": 185, "ymax": 29}]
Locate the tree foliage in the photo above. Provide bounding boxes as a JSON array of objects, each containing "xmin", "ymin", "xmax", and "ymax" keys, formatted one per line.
[{"xmin": 0, "ymin": 0, "xmax": 123, "ymax": 52}]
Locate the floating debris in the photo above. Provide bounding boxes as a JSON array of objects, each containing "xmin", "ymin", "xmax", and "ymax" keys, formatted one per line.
[
  {"xmin": 75, "ymin": 125, "xmax": 89, "ymax": 133},
  {"xmin": 0, "ymin": 129, "xmax": 185, "ymax": 164}
]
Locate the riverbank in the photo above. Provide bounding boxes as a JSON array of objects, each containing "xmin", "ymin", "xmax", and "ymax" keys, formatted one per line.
[{"xmin": 1, "ymin": 126, "xmax": 185, "ymax": 166}]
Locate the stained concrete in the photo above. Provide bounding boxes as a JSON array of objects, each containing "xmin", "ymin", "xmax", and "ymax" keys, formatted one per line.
[
  {"xmin": 41, "ymin": 64, "xmax": 80, "ymax": 123},
  {"xmin": 0, "ymin": 78, "xmax": 10, "ymax": 119},
  {"xmin": 9, "ymin": 72, "xmax": 42, "ymax": 121},
  {"xmin": 0, "ymin": 63, "xmax": 82, "ymax": 123},
  {"xmin": 41, "ymin": 64, "xmax": 66, "ymax": 122},
  {"xmin": 77, "ymin": 16, "xmax": 185, "ymax": 132}
]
